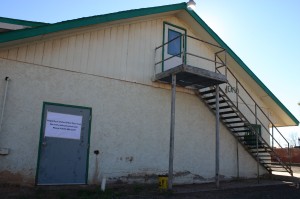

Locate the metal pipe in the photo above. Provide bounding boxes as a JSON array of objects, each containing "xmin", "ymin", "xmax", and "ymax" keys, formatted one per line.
[
  {"xmin": 224, "ymin": 80, "xmax": 285, "ymax": 148},
  {"xmin": 155, "ymin": 51, "xmax": 183, "ymax": 66},
  {"xmin": 272, "ymin": 125, "xmax": 274, "ymax": 148},
  {"xmin": 155, "ymin": 34, "xmax": 182, "ymax": 50},
  {"xmin": 0, "ymin": 77, "xmax": 10, "ymax": 133},
  {"xmin": 215, "ymin": 85, "xmax": 220, "ymax": 188},
  {"xmin": 168, "ymin": 74, "xmax": 176, "ymax": 190},
  {"xmin": 186, "ymin": 52, "xmax": 223, "ymax": 65},
  {"xmin": 236, "ymin": 140, "xmax": 239, "ymax": 179},
  {"xmin": 214, "ymin": 53, "xmax": 217, "ymax": 72},
  {"xmin": 255, "ymin": 104, "xmax": 260, "ymax": 184},
  {"xmin": 288, "ymin": 143, "xmax": 292, "ymax": 175},
  {"xmin": 186, "ymin": 35, "xmax": 225, "ymax": 50},
  {"xmin": 226, "ymin": 67, "xmax": 289, "ymax": 145},
  {"xmin": 236, "ymin": 80, "xmax": 238, "ymax": 108}
]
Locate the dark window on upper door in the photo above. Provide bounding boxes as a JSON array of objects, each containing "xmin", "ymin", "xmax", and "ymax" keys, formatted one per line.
[{"xmin": 168, "ymin": 29, "xmax": 182, "ymax": 57}]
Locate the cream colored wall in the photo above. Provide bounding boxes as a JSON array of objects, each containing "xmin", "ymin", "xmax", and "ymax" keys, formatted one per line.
[
  {"xmin": 0, "ymin": 15, "xmax": 170, "ymax": 86},
  {"xmin": 0, "ymin": 14, "xmax": 271, "ymax": 184},
  {"xmin": 0, "ymin": 59, "xmax": 264, "ymax": 185}
]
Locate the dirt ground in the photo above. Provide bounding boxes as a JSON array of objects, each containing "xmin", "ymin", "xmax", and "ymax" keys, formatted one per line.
[
  {"xmin": 1, "ymin": 179, "xmax": 300, "ymax": 199},
  {"xmin": 2, "ymin": 166, "xmax": 300, "ymax": 199}
]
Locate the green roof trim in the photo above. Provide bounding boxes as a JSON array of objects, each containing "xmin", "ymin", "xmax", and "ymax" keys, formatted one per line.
[
  {"xmin": 0, "ymin": 2, "xmax": 298, "ymax": 125},
  {"xmin": 184, "ymin": 9, "xmax": 299, "ymax": 125},
  {"xmin": 0, "ymin": 3, "xmax": 186, "ymax": 43},
  {"xmin": 0, "ymin": 17, "xmax": 49, "ymax": 27}
]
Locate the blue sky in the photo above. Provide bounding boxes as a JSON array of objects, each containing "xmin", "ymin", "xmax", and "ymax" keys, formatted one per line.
[{"xmin": 1, "ymin": 0, "xmax": 300, "ymax": 144}]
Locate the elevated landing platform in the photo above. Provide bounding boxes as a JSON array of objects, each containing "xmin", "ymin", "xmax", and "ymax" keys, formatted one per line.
[{"xmin": 154, "ymin": 64, "xmax": 227, "ymax": 88}]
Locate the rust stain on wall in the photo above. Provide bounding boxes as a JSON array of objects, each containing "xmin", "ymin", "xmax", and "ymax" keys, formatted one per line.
[{"xmin": 0, "ymin": 170, "xmax": 34, "ymax": 185}]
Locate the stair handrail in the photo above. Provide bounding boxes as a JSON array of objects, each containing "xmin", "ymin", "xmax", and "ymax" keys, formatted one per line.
[
  {"xmin": 218, "ymin": 67, "xmax": 289, "ymax": 146},
  {"xmin": 213, "ymin": 54, "xmax": 289, "ymax": 147},
  {"xmin": 219, "ymin": 79, "xmax": 285, "ymax": 149},
  {"xmin": 217, "ymin": 87, "xmax": 283, "ymax": 151},
  {"xmin": 215, "ymin": 66, "xmax": 291, "ymax": 168},
  {"xmin": 216, "ymin": 87, "xmax": 292, "ymax": 173}
]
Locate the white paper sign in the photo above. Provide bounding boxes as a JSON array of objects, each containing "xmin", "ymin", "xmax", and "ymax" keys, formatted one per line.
[{"xmin": 45, "ymin": 112, "xmax": 83, "ymax": 140}]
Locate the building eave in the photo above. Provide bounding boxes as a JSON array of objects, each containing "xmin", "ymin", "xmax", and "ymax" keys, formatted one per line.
[
  {"xmin": 0, "ymin": 3, "xmax": 187, "ymax": 44},
  {"xmin": 0, "ymin": 17, "xmax": 49, "ymax": 27}
]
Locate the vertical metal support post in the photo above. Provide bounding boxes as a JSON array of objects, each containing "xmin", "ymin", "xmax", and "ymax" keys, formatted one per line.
[
  {"xmin": 288, "ymin": 143, "xmax": 292, "ymax": 175},
  {"xmin": 214, "ymin": 53, "xmax": 217, "ymax": 72},
  {"xmin": 236, "ymin": 80, "xmax": 238, "ymax": 108},
  {"xmin": 272, "ymin": 125, "xmax": 274, "ymax": 149},
  {"xmin": 224, "ymin": 51, "xmax": 227, "ymax": 77},
  {"xmin": 255, "ymin": 104, "xmax": 259, "ymax": 183},
  {"xmin": 154, "ymin": 49, "xmax": 157, "ymax": 77},
  {"xmin": 236, "ymin": 140, "xmax": 239, "ymax": 179},
  {"xmin": 168, "ymin": 74, "xmax": 176, "ymax": 190},
  {"xmin": 183, "ymin": 34, "xmax": 186, "ymax": 65},
  {"xmin": 215, "ymin": 85, "xmax": 220, "ymax": 188},
  {"xmin": 0, "ymin": 77, "xmax": 10, "ymax": 133}
]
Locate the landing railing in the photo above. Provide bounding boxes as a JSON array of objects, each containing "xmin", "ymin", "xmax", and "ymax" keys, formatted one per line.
[
  {"xmin": 154, "ymin": 34, "xmax": 228, "ymax": 78},
  {"xmin": 215, "ymin": 65, "xmax": 291, "ymax": 172}
]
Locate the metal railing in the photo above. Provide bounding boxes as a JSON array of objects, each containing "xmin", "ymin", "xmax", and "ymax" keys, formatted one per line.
[
  {"xmin": 215, "ymin": 65, "xmax": 291, "ymax": 172},
  {"xmin": 154, "ymin": 34, "xmax": 227, "ymax": 78}
]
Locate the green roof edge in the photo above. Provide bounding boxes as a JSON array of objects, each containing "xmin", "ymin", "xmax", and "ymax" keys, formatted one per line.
[
  {"xmin": 0, "ymin": 2, "xmax": 298, "ymax": 125},
  {"xmin": 184, "ymin": 8, "xmax": 299, "ymax": 126},
  {"xmin": 0, "ymin": 16, "xmax": 49, "ymax": 27},
  {"xmin": 0, "ymin": 3, "xmax": 186, "ymax": 43}
]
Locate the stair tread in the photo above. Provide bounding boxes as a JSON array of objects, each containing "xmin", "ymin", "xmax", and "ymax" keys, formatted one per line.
[
  {"xmin": 247, "ymin": 146, "xmax": 266, "ymax": 149},
  {"xmin": 212, "ymin": 105, "xmax": 231, "ymax": 109},
  {"xmin": 230, "ymin": 125, "xmax": 249, "ymax": 128},
  {"xmin": 220, "ymin": 111, "xmax": 236, "ymax": 115},
  {"xmin": 262, "ymin": 162, "xmax": 287, "ymax": 165},
  {"xmin": 270, "ymin": 170, "xmax": 291, "ymax": 172},
  {"xmin": 231, "ymin": 129, "xmax": 249, "ymax": 133},
  {"xmin": 199, "ymin": 87, "xmax": 289, "ymax": 175},
  {"xmin": 224, "ymin": 120, "xmax": 244, "ymax": 124},
  {"xmin": 202, "ymin": 95, "xmax": 217, "ymax": 100},
  {"xmin": 222, "ymin": 116, "xmax": 240, "ymax": 120},
  {"xmin": 208, "ymin": 100, "xmax": 227, "ymax": 105},
  {"xmin": 200, "ymin": 89, "xmax": 215, "ymax": 95}
]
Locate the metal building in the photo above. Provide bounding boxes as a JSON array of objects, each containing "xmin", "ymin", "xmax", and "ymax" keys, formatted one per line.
[{"xmin": 0, "ymin": 3, "xmax": 298, "ymax": 187}]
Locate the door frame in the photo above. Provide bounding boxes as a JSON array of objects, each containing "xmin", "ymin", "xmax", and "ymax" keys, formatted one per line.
[
  {"xmin": 162, "ymin": 22, "xmax": 187, "ymax": 72},
  {"xmin": 35, "ymin": 102, "xmax": 92, "ymax": 185}
]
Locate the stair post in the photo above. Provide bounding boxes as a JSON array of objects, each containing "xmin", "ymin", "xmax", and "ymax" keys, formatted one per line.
[
  {"xmin": 236, "ymin": 139, "xmax": 239, "ymax": 179},
  {"xmin": 215, "ymin": 85, "xmax": 220, "ymax": 188},
  {"xmin": 168, "ymin": 74, "xmax": 176, "ymax": 190},
  {"xmin": 255, "ymin": 104, "xmax": 260, "ymax": 184}
]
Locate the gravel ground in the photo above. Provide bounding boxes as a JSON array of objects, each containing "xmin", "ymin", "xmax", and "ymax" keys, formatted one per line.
[
  {"xmin": 1, "ymin": 180, "xmax": 299, "ymax": 199},
  {"xmin": 2, "ymin": 167, "xmax": 300, "ymax": 199}
]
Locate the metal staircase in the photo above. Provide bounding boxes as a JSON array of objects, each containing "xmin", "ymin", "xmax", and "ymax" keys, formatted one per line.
[
  {"xmin": 154, "ymin": 32, "xmax": 293, "ymax": 179},
  {"xmin": 196, "ymin": 69, "xmax": 293, "ymax": 176}
]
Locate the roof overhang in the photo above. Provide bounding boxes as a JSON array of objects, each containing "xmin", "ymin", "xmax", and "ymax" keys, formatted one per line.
[{"xmin": 0, "ymin": 17, "xmax": 48, "ymax": 33}]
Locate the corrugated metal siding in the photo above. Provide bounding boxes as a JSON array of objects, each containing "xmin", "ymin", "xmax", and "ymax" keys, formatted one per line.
[
  {"xmin": 0, "ymin": 15, "xmax": 264, "ymax": 113},
  {"xmin": 0, "ymin": 15, "xmax": 272, "ymax": 104},
  {"xmin": 0, "ymin": 15, "xmax": 270, "ymax": 116},
  {"xmin": 0, "ymin": 16, "xmax": 214, "ymax": 87}
]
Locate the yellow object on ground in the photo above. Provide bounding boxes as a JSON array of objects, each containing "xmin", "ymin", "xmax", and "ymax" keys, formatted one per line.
[{"xmin": 158, "ymin": 175, "xmax": 168, "ymax": 190}]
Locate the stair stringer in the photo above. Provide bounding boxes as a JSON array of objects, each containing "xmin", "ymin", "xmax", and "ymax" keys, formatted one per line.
[{"xmin": 196, "ymin": 86, "xmax": 293, "ymax": 176}]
